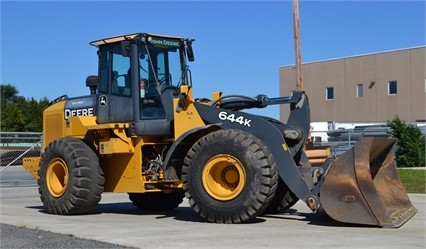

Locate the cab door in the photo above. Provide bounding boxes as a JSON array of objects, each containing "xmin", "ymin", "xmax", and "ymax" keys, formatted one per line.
[{"xmin": 96, "ymin": 44, "xmax": 133, "ymax": 124}]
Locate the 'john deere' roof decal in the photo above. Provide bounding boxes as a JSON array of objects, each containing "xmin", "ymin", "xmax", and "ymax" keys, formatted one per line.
[{"xmin": 149, "ymin": 37, "xmax": 180, "ymax": 48}]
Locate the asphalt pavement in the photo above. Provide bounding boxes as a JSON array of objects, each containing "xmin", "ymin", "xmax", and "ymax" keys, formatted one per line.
[{"xmin": 1, "ymin": 186, "xmax": 425, "ymax": 249}]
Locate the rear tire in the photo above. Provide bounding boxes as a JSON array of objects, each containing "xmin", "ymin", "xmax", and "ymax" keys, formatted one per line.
[
  {"xmin": 263, "ymin": 177, "xmax": 298, "ymax": 214},
  {"xmin": 38, "ymin": 138, "xmax": 104, "ymax": 215},
  {"xmin": 182, "ymin": 129, "xmax": 278, "ymax": 223},
  {"xmin": 129, "ymin": 191, "xmax": 184, "ymax": 211}
]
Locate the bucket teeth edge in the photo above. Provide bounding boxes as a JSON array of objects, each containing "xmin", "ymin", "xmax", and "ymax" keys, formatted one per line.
[{"xmin": 386, "ymin": 206, "xmax": 419, "ymax": 228}]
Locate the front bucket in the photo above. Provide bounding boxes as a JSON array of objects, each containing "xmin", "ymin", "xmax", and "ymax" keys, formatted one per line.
[{"xmin": 320, "ymin": 137, "xmax": 417, "ymax": 228}]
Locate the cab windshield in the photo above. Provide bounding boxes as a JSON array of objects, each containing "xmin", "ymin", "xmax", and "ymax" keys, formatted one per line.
[{"xmin": 139, "ymin": 39, "xmax": 183, "ymax": 88}]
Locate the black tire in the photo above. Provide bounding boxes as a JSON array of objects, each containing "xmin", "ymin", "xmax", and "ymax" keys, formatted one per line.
[
  {"xmin": 182, "ymin": 129, "xmax": 278, "ymax": 223},
  {"xmin": 128, "ymin": 191, "xmax": 185, "ymax": 211},
  {"xmin": 263, "ymin": 177, "xmax": 298, "ymax": 214},
  {"xmin": 38, "ymin": 138, "xmax": 104, "ymax": 215}
]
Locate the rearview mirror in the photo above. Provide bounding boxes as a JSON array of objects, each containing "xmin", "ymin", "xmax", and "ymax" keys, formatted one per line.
[{"xmin": 186, "ymin": 39, "xmax": 195, "ymax": 62}]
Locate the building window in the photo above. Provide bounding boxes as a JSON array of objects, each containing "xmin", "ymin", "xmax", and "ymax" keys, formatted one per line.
[
  {"xmin": 388, "ymin": 81, "xmax": 397, "ymax": 95},
  {"xmin": 326, "ymin": 87, "xmax": 334, "ymax": 100},
  {"xmin": 357, "ymin": 83, "xmax": 363, "ymax": 98}
]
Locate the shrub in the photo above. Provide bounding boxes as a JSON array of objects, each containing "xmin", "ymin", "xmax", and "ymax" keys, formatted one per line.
[{"xmin": 386, "ymin": 116, "xmax": 425, "ymax": 167}]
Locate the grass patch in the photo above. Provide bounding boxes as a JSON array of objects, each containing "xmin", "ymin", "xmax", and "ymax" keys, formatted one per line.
[{"xmin": 396, "ymin": 168, "xmax": 425, "ymax": 194}]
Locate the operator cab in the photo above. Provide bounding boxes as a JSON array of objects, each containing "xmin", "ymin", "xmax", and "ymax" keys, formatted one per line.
[{"xmin": 87, "ymin": 33, "xmax": 194, "ymax": 136}]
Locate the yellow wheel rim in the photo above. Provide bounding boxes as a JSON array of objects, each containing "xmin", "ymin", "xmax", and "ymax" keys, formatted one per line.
[
  {"xmin": 46, "ymin": 158, "xmax": 69, "ymax": 197},
  {"xmin": 202, "ymin": 154, "xmax": 246, "ymax": 201}
]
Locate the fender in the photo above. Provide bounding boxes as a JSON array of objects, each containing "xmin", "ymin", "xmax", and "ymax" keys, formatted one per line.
[{"xmin": 164, "ymin": 124, "xmax": 221, "ymax": 180}]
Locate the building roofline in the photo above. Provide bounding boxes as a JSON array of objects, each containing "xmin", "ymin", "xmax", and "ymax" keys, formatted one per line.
[{"xmin": 280, "ymin": 45, "xmax": 426, "ymax": 68}]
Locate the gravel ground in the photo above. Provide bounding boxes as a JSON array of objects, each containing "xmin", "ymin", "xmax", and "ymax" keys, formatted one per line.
[{"xmin": 0, "ymin": 223, "xmax": 137, "ymax": 249}]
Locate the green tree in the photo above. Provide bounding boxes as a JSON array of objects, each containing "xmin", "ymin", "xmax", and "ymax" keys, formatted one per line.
[
  {"xmin": 1, "ymin": 83, "xmax": 19, "ymax": 104},
  {"xmin": 24, "ymin": 97, "xmax": 49, "ymax": 131},
  {"xmin": 387, "ymin": 116, "xmax": 425, "ymax": 167},
  {"xmin": 1, "ymin": 84, "xmax": 48, "ymax": 132},
  {"xmin": 1, "ymin": 99, "xmax": 26, "ymax": 131}
]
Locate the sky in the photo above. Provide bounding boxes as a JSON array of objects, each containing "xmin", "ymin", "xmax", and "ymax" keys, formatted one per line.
[{"xmin": 1, "ymin": 0, "xmax": 425, "ymax": 119}]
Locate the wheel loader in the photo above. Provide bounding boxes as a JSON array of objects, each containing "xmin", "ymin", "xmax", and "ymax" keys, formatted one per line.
[{"xmin": 22, "ymin": 32, "xmax": 417, "ymax": 227}]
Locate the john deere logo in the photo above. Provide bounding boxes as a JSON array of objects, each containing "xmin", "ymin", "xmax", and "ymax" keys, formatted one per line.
[{"xmin": 99, "ymin": 95, "xmax": 107, "ymax": 106}]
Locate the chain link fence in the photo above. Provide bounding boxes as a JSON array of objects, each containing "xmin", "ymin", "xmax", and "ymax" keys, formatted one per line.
[
  {"xmin": 2, "ymin": 126, "xmax": 411, "ymax": 188},
  {"xmin": 0, "ymin": 132, "xmax": 41, "ymax": 187},
  {"xmin": 0, "ymin": 129, "xmax": 387, "ymax": 188}
]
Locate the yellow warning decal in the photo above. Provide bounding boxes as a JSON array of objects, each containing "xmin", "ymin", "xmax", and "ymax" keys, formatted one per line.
[{"xmin": 282, "ymin": 143, "xmax": 288, "ymax": 151}]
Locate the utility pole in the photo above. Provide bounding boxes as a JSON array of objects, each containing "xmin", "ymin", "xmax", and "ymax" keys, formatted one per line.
[{"xmin": 293, "ymin": 0, "xmax": 303, "ymax": 91}]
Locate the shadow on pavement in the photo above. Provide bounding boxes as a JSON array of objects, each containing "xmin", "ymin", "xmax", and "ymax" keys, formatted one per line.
[
  {"xmin": 261, "ymin": 208, "xmax": 378, "ymax": 228},
  {"xmin": 26, "ymin": 202, "xmax": 382, "ymax": 227},
  {"xmin": 27, "ymin": 202, "xmax": 268, "ymax": 224}
]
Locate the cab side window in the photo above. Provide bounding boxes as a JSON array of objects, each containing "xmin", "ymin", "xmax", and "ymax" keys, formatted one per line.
[
  {"xmin": 111, "ymin": 52, "xmax": 131, "ymax": 97},
  {"xmin": 97, "ymin": 44, "xmax": 132, "ymax": 96}
]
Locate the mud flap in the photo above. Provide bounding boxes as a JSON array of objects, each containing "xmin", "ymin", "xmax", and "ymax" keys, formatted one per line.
[{"xmin": 320, "ymin": 137, "xmax": 417, "ymax": 228}]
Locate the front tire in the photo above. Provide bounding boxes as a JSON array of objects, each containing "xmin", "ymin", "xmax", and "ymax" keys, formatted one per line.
[
  {"xmin": 38, "ymin": 138, "xmax": 104, "ymax": 215},
  {"xmin": 182, "ymin": 129, "xmax": 278, "ymax": 223}
]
